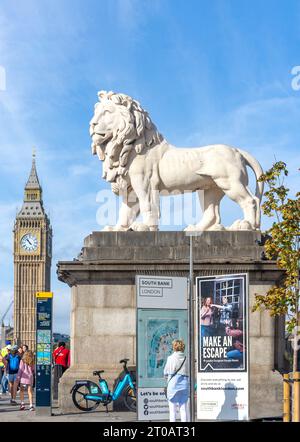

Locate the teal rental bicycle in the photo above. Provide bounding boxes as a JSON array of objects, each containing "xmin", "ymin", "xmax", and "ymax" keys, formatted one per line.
[{"xmin": 70, "ymin": 359, "xmax": 136, "ymax": 412}]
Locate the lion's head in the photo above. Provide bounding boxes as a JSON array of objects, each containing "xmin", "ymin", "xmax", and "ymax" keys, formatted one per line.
[{"xmin": 90, "ymin": 91, "xmax": 164, "ymax": 183}]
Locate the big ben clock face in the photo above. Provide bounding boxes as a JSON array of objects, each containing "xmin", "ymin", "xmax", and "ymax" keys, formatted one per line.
[{"xmin": 20, "ymin": 233, "xmax": 38, "ymax": 252}]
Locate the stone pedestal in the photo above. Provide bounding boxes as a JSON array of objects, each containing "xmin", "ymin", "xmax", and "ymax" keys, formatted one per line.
[{"xmin": 57, "ymin": 231, "xmax": 284, "ymax": 419}]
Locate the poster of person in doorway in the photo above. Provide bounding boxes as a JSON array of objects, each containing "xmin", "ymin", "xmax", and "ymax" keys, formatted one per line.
[
  {"xmin": 198, "ymin": 275, "xmax": 247, "ymax": 372},
  {"xmin": 197, "ymin": 274, "xmax": 249, "ymax": 421}
]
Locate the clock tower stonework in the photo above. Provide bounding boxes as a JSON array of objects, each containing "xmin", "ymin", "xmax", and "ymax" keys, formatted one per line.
[{"xmin": 13, "ymin": 154, "xmax": 52, "ymax": 350}]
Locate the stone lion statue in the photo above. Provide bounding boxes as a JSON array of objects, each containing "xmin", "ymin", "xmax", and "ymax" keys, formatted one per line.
[{"xmin": 90, "ymin": 90, "xmax": 264, "ymax": 232}]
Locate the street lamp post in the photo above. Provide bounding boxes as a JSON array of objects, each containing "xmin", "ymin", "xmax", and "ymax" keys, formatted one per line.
[
  {"xmin": 186, "ymin": 231, "xmax": 203, "ymax": 422},
  {"xmin": 188, "ymin": 234, "xmax": 195, "ymax": 422}
]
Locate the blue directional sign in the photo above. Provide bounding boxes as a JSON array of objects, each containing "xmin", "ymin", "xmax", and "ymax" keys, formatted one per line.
[{"xmin": 36, "ymin": 292, "xmax": 53, "ymax": 413}]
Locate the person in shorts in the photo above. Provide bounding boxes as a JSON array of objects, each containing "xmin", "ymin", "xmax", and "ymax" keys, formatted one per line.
[
  {"xmin": 0, "ymin": 343, "xmax": 11, "ymax": 395},
  {"xmin": 16, "ymin": 350, "xmax": 35, "ymax": 411},
  {"xmin": 3, "ymin": 345, "xmax": 22, "ymax": 404}
]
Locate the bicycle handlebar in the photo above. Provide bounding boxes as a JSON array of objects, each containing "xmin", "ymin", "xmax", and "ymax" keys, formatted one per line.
[
  {"xmin": 93, "ymin": 370, "xmax": 105, "ymax": 377},
  {"xmin": 120, "ymin": 359, "xmax": 130, "ymax": 371},
  {"xmin": 93, "ymin": 360, "xmax": 131, "ymax": 377}
]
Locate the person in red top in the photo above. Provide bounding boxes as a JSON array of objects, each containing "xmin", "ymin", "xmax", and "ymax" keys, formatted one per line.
[
  {"xmin": 52, "ymin": 342, "xmax": 70, "ymax": 400},
  {"xmin": 53, "ymin": 342, "xmax": 70, "ymax": 373}
]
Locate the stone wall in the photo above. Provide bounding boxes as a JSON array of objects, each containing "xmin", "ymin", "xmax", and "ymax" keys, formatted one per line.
[{"xmin": 57, "ymin": 231, "xmax": 284, "ymax": 419}]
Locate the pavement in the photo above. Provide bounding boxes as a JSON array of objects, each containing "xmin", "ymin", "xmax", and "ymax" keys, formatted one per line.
[
  {"xmin": 0, "ymin": 392, "xmax": 136, "ymax": 422},
  {"xmin": 0, "ymin": 392, "xmax": 282, "ymax": 423}
]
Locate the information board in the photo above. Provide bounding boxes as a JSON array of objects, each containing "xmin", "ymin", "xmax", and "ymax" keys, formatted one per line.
[
  {"xmin": 36, "ymin": 292, "xmax": 53, "ymax": 412},
  {"xmin": 136, "ymin": 275, "xmax": 188, "ymax": 421},
  {"xmin": 136, "ymin": 275, "xmax": 187, "ymax": 310},
  {"xmin": 137, "ymin": 387, "xmax": 173, "ymax": 421}
]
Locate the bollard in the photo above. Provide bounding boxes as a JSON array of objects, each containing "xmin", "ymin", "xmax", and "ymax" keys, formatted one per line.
[
  {"xmin": 293, "ymin": 372, "xmax": 300, "ymax": 422},
  {"xmin": 283, "ymin": 374, "xmax": 291, "ymax": 422}
]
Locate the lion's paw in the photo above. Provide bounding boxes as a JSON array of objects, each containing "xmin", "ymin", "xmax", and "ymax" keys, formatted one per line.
[
  {"xmin": 129, "ymin": 222, "xmax": 150, "ymax": 232},
  {"xmin": 228, "ymin": 220, "xmax": 254, "ymax": 231},
  {"xmin": 184, "ymin": 224, "xmax": 202, "ymax": 232},
  {"xmin": 102, "ymin": 225, "xmax": 115, "ymax": 232},
  {"xmin": 208, "ymin": 223, "xmax": 226, "ymax": 231},
  {"xmin": 101, "ymin": 225, "xmax": 128, "ymax": 232}
]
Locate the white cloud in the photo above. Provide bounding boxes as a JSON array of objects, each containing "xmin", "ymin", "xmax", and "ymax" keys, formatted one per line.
[{"xmin": 185, "ymin": 94, "xmax": 300, "ymax": 196}]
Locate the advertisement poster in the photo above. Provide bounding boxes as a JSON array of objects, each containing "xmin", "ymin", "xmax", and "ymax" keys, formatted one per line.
[{"xmin": 196, "ymin": 274, "xmax": 249, "ymax": 420}]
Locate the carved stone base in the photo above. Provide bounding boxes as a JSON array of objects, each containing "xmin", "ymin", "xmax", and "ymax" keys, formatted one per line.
[{"xmin": 57, "ymin": 231, "xmax": 284, "ymax": 419}]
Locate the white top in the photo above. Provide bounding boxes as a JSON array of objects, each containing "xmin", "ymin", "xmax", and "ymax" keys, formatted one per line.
[{"xmin": 163, "ymin": 351, "xmax": 189, "ymax": 377}]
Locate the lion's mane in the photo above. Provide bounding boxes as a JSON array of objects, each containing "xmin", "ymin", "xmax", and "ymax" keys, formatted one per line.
[{"xmin": 96, "ymin": 91, "xmax": 164, "ymax": 177}]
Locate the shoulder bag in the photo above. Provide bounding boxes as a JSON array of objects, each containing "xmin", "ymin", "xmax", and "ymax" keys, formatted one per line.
[{"xmin": 164, "ymin": 356, "xmax": 186, "ymax": 398}]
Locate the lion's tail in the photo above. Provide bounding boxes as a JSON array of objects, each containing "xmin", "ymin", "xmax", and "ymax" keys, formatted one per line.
[{"xmin": 237, "ymin": 148, "xmax": 264, "ymax": 228}]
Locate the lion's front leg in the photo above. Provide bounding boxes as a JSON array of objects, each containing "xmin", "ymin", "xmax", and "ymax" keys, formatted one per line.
[
  {"xmin": 118, "ymin": 188, "xmax": 140, "ymax": 229},
  {"xmin": 102, "ymin": 187, "xmax": 140, "ymax": 231},
  {"xmin": 129, "ymin": 174, "xmax": 160, "ymax": 231}
]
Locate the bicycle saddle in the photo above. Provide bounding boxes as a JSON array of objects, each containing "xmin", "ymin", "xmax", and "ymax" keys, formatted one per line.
[
  {"xmin": 93, "ymin": 370, "xmax": 105, "ymax": 376},
  {"xmin": 120, "ymin": 359, "xmax": 129, "ymax": 364}
]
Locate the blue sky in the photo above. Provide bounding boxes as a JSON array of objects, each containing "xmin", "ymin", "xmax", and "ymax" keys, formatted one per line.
[{"xmin": 0, "ymin": 0, "xmax": 299, "ymax": 333}]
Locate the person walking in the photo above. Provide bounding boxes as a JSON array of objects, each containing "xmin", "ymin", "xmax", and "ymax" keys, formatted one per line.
[
  {"xmin": 3, "ymin": 344, "xmax": 22, "ymax": 404},
  {"xmin": 18, "ymin": 346, "xmax": 24, "ymax": 359},
  {"xmin": 16, "ymin": 350, "xmax": 35, "ymax": 411},
  {"xmin": 0, "ymin": 355, "xmax": 3, "ymax": 397},
  {"xmin": 22, "ymin": 345, "xmax": 29, "ymax": 354},
  {"xmin": 0, "ymin": 343, "xmax": 11, "ymax": 395},
  {"xmin": 52, "ymin": 342, "xmax": 70, "ymax": 373},
  {"xmin": 164, "ymin": 339, "xmax": 190, "ymax": 422},
  {"xmin": 52, "ymin": 342, "xmax": 70, "ymax": 400}
]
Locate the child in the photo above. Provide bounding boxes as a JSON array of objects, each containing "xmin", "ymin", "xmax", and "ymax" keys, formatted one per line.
[
  {"xmin": 16, "ymin": 350, "xmax": 35, "ymax": 411},
  {"xmin": 3, "ymin": 345, "xmax": 22, "ymax": 404}
]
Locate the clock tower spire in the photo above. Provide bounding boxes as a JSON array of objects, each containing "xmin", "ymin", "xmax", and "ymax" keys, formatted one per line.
[{"xmin": 13, "ymin": 152, "xmax": 52, "ymax": 350}]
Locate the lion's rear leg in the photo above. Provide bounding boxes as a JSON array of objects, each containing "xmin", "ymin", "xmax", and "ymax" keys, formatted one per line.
[
  {"xmin": 214, "ymin": 178, "xmax": 258, "ymax": 230},
  {"xmin": 184, "ymin": 188, "xmax": 225, "ymax": 232}
]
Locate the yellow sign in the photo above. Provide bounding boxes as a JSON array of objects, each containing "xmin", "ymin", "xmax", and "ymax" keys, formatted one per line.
[{"xmin": 36, "ymin": 292, "xmax": 53, "ymax": 298}]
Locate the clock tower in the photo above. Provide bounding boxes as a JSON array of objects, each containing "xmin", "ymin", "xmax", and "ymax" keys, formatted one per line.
[{"xmin": 13, "ymin": 153, "xmax": 52, "ymax": 350}]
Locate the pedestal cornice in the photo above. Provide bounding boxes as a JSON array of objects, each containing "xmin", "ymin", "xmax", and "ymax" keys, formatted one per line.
[{"xmin": 57, "ymin": 231, "xmax": 284, "ymax": 286}]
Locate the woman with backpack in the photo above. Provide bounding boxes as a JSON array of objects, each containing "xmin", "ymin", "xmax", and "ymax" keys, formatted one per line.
[
  {"xmin": 3, "ymin": 344, "xmax": 22, "ymax": 405},
  {"xmin": 16, "ymin": 350, "xmax": 35, "ymax": 411},
  {"xmin": 163, "ymin": 339, "xmax": 190, "ymax": 422}
]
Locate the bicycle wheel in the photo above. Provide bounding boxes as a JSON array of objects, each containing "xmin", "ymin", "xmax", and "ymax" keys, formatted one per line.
[
  {"xmin": 72, "ymin": 383, "xmax": 100, "ymax": 412},
  {"xmin": 123, "ymin": 385, "xmax": 136, "ymax": 412}
]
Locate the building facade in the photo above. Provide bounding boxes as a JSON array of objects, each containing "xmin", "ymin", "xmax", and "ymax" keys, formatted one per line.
[{"xmin": 13, "ymin": 154, "xmax": 52, "ymax": 350}]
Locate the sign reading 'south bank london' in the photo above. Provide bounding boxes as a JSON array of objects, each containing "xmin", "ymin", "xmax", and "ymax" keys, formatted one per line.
[{"xmin": 196, "ymin": 274, "xmax": 249, "ymax": 421}]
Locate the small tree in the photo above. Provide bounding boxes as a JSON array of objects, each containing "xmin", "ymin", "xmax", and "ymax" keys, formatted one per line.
[{"xmin": 253, "ymin": 161, "xmax": 300, "ymax": 373}]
